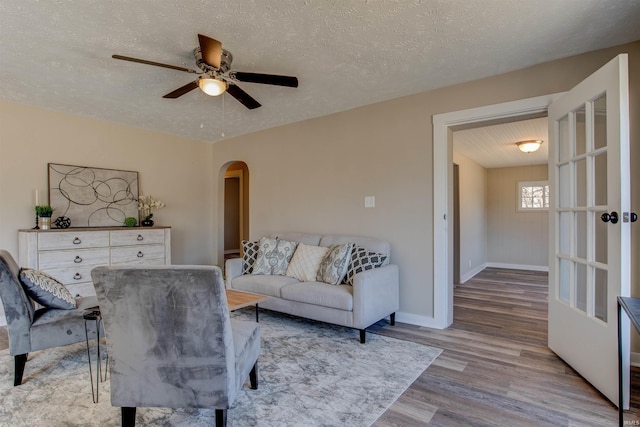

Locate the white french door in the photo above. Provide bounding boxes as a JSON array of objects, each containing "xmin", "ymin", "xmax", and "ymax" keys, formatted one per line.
[{"xmin": 548, "ymin": 54, "xmax": 631, "ymax": 406}]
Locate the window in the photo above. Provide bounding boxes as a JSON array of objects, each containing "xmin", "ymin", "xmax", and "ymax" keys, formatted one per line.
[{"xmin": 518, "ymin": 181, "xmax": 549, "ymax": 211}]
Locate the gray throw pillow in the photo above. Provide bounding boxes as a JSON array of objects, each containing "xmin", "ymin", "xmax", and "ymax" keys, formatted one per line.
[
  {"xmin": 252, "ymin": 237, "xmax": 299, "ymax": 276},
  {"xmin": 19, "ymin": 268, "xmax": 77, "ymax": 309},
  {"xmin": 343, "ymin": 245, "xmax": 388, "ymax": 286},
  {"xmin": 316, "ymin": 243, "xmax": 353, "ymax": 285}
]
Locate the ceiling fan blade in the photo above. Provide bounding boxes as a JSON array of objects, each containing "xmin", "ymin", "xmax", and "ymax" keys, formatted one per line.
[
  {"xmin": 232, "ymin": 71, "xmax": 298, "ymax": 88},
  {"xmin": 226, "ymin": 84, "xmax": 261, "ymax": 109},
  {"xmin": 162, "ymin": 81, "xmax": 199, "ymax": 98},
  {"xmin": 198, "ymin": 34, "xmax": 222, "ymax": 69},
  {"xmin": 112, "ymin": 54, "xmax": 197, "ymax": 73}
]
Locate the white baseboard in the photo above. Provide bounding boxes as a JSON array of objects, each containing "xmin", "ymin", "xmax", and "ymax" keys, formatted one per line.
[
  {"xmin": 395, "ymin": 311, "xmax": 448, "ymax": 329},
  {"xmin": 460, "ymin": 263, "xmax": 487, "ymax": 284},
  {"xmin": 485, "ymin": 262, "xmax": 549, "ymax": 272}
]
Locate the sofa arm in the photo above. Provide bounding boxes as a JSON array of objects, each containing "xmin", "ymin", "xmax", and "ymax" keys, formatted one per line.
[
  {"xmin": 351, "ymin": 264, "xmax": 399, "ymax": 329},
  {"xmin": 224, "ymin": 258, "xmax": 243, "ymax": 289}
]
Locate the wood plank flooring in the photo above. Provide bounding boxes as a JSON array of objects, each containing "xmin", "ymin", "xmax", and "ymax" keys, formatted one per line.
[
  {"xmin": 0, "ymin": 267, "xmax": 637, "ymax": 425},
  {"xmin": 370, "ymin": 267, "xmax": 639, "ymax": 426}
]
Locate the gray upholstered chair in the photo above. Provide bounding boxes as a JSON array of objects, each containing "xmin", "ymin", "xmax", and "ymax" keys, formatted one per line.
[
  {"xmin": 0, "ymin": 249, "xmax": 102, "ymax": 386},
  {"xmin": 91, "ymin": 265, "xmax": 260, "ymax": 427}
]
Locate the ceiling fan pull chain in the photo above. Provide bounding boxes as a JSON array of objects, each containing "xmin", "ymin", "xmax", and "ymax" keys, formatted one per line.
[{"xmin": 221, "ymin": 93, "xmax": 225, "ymax": 138}]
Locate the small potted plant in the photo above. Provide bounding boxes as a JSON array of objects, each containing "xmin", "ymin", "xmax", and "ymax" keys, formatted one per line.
[
  {"xmin": 138, "ymin": 195, "xmax": 166, "ymax": 227},
  {"xmin": 35, "ymin": 205, "xmax": 54, "ymax": 230}
]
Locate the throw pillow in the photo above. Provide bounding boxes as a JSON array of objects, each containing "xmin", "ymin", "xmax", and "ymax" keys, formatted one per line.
[
  {"xmin": 343, "ymin": 245, "xmax": 388, "ymax": 286},
  {"xmin": 19, "ymin": 268, "xmax": 77, "ymax": 309},
  {"xmin": 285, "ymin": 243, "xmax": 329, "ymax": 282},
  {"xmin": 252, "ymin": 237, "xmax": 299, "ymax": 276},
  {"xmin": 241, "ymin": 240, "xmax": 260, "ymax": 274},
  {"xmin": 316, "ymin": 243, "xmax": 353, "ymax": 285}
]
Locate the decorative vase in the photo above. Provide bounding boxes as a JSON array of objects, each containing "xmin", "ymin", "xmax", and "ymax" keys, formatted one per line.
[
  {"xmin": 141, "ymin": 219, "xmax": 154, "ymax": 227},
  {"xmin": 38, "ymin": 216, "xmax": 52, "ymax": 230}
]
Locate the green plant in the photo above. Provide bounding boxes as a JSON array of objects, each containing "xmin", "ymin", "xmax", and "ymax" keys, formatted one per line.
[
  {"xmin": 35, "ymin": 205, "xmax": 53, "ymax": 217},
  {"xmin": 124, "ymin": 217, "xmax": 137, "ymax": 227}
]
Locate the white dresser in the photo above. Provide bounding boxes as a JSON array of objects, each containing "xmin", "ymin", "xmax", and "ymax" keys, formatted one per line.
[{"xmin": 18, "ymin": 227, "xmax": 171, "ymax": 297}]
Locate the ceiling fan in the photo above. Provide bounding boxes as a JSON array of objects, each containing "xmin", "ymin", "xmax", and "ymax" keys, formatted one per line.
[{"xmin": 112, "ymin": 34, "xmax": 298, "ymax": 110}]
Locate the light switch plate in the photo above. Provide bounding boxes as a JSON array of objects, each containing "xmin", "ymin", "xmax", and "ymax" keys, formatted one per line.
[{"xmin": 364, "ymin": 196, "xmax": 375, "ymax": 208}]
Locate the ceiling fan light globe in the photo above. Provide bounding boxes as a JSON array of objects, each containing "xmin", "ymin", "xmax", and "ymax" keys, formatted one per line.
[
  {"xmin": 198, "ymin": 78, "xmax": 227, "ymax": 96},
  {"xmin": 516, "ymin": 140, "xmax": 543, "ymax": 153}
]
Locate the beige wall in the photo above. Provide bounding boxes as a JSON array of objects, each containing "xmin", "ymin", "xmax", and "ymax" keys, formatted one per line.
[
  {"xmin": 210, "ymin": 40, "xmax": 640, "ymax": 322},
  {"xmin": 453, "ymin": 150, "xmax": 487, "ymax": 281},
  {"xmin": 486, "ymin": 165, "xmax": 549, "ymax": 267},
  {"xmin": 0, "ymin": 101, "xmax": 216, "ymax": 267}
]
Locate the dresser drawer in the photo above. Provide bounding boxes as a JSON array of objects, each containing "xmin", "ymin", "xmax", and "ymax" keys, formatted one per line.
[
  {"xmin": 38, "ymin": 231, "xmax": 110, "ymax": 250},
  {"xmin": 111, "ymin": 245, "xmax": 165, "ymax": 265},
  {"xmin": 44, "ymin": 265, "xmax": 96, "ymax": 285},
  {"xmin": 110, "ymin": 229, "xmax": 165, "ymax": 247},
  {"xmin": 38, "ymin": 248, "xmax": 110, "ymax": 269}
]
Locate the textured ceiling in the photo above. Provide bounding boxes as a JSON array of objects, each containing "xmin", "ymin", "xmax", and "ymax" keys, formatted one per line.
[{"xmin": 1, "ymin": 1, "xmax": 639, "ymax": 144}]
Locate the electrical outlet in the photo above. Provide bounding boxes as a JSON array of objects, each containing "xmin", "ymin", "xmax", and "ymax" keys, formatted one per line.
[{"xmin": 364, "ymin": 196, "xmax": 375, "ymax": 208}]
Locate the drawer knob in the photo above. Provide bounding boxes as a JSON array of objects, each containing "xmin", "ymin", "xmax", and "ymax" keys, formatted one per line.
[
  {"xmin": 74, "ymin": 256, "xmax": 83, "ymax": 263},
  {"xmin": 73, "ymin": 237, "xmax": 81, "ymax": 245},
  {"xmin": 137, "ymin": 251, "xmax": 144, "ymax": 258},
  {"xmin": 73, "ymin": 273, "xmax": 82, "ymax": 280},
  {"xmin": 137, "ymin": 234, "xmax": 144, "ymax": 241}
]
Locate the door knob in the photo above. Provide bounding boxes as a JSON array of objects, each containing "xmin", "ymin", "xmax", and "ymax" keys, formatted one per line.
[
  {"xmin": 601, "ymin": 211, "xmax": 619, "ymax": 224},
  {"xmin": 632, "ymin": 213, "xmax": 638, "ymax": 223}
]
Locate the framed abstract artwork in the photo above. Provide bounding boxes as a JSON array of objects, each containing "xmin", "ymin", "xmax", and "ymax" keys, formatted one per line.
[{"xmin": 48, "ymin": 163, "xmax": 139, "ymax": 227}]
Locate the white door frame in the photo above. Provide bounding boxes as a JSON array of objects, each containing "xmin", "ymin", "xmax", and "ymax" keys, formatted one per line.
[{"xmin": 432, "ymin": 93, "xmax": 564, "ymax": 328}]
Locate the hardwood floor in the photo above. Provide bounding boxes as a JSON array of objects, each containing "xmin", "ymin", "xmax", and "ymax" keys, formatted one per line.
[
  {"xmin": 370, "ymin": 267, "xmax": 639, "ymax": 426},
  {"xmin": 1, "ymin": 267, "xmax": 637, "ymax": 425}
]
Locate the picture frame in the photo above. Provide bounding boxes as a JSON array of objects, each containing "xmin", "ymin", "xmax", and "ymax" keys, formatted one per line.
[{"xmin": 48, "ymin": 163, "xmax": 139, "ymax": 227}]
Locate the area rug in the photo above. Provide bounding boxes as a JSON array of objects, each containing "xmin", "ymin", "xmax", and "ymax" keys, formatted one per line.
[{"xmin": 0, "ymin": 310, "xmax": 441, "ymax": 426}]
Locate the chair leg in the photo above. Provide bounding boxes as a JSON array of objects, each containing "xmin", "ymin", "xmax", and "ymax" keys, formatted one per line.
[
  {"xmin": 390, "ymin": 312, "xmax": 396, "ymax": 326},
  {"xmin": 359, "ymin": 329, "xmax": 366, "ymax": 344},
  {"xmin": 249, "ymin": 362, "xmax": 258, "ymax": 389},
  {"xmin": 122, "ymin": 407, "xmax": 136, "ymax": 427},
  {"xmin": 14, "ymin": 353, "xmax": 27, "ymax": 386},
  {"xmin": 215, "ymin": 409, "xmax": 227, "ymax": 427}
]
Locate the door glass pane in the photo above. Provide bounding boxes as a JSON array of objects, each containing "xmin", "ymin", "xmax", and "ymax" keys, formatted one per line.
[
  {"xmin": 559, "ymin": 212, "xmax": 571, "ymax": 255},
  {"xmin": 558, "ymin": 115, "xmax": 571, "ymax": 162},
  {"xmin": 559, "ymin": 258, "xmax": 571, "ymax": 303},
  {"xmin": 575, "ymin": 106, "xmax": 586, "ymax": 156},
  {"xmin": 594, "ymin": 94, "xmax": 607, "ymax": 150},
  {"xmin": 576, "ymin": 263, "xmax": 587, "ymax": 312},
  {"xmin": 594, "ymin": 152, "xmax": 607, "ymax": 206},
  {"xmin": 559, "ymin": 164, "xmax": 571, "ymax": 208},
  {"xmin": 575, "ymin": 159, "xmax": 587, "ymax": 207},
  {"xmin": 575, "ymin": 212, "xmax": 587, "ymax": 260},
  {"xmin": 595, "ymin": 268, "xmax": 608, "ymax": 322},
  {"xmin": 595, "ymin": 211, "xmax": 608, "ymax": 264}
]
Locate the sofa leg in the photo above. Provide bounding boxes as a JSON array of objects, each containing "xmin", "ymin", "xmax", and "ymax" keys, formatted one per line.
[
  {"xmin": 122, "ymin": 407, "xmax": 136, "ymax": 427},
  {"xmin": 390, "ymin": 312, "xmax": 396, "ymax": 326},
  {"xmin": 249, "ymin": 362, "xmax": 258, "ymax": 389},
  {"xmin": 359, "ymin": 329, "xmax": 366, "ymax": 344},
  {"xmin": 14, "ymin": 353, "xmax": 27, "ymax": 386},
  {"xmin": 215, "ymin": 409, "xmax": 227, "ymax": 427}
]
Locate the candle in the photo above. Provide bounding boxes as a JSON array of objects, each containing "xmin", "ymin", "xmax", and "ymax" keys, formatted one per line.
[{"xmin": 35, "ymin": 190, "xmax": 39, "ymax": 206}]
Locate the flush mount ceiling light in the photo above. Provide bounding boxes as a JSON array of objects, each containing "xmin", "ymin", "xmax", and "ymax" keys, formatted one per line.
[
  {"xmin": 517, "ymin": 140, "xmax": 543, "ymax": 153},
  {"xmin": 198, "ymin": 77, "xmax": 227, "ymax": 96}
]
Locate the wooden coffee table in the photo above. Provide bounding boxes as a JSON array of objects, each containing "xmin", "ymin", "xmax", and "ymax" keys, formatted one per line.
[{"xmin": 226, "ymin": 289, "xmax": 268, "ymax": 322}]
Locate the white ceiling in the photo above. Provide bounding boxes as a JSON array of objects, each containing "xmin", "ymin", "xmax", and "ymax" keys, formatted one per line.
[
  {"xmin": 1, "ymin": 1, "xmax": 639, "ymax": 144},
  {"xmin": 453, "ymin": 117, "xmax": 548, "ymax": 168}
]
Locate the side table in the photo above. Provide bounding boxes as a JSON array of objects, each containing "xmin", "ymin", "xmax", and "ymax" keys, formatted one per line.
[{"xmin": 83, "ymin": 308, "xmax": 107, "ymax": 403}]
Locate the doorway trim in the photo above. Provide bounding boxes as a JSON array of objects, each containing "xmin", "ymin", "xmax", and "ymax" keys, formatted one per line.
[
  {"xmin": 224, "ymin": 169, "xmax": 244, "ymax": 255},
  {"xmin": 432, "ymin": 93, "xmax": 564, "ymax": 328}
]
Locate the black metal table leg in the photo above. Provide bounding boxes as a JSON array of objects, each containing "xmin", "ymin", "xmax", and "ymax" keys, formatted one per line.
[
  {"xmin": 256, "ymin": 304, "xmax": 259, "ymax": 322},
  {"xmin": 84, "ymin": 309, "xmax": 106, "ymax": 403}
]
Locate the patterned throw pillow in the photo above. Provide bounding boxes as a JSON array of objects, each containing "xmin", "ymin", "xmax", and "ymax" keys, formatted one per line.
[
  {"xmin": 241, "ymin": 240, "xmax": 260, "ymax": 274},
  {"xmin": 343, "ymin": 245, "xmax": 388, "ymax": 286},
  {"xmin": 252, "ymin": 237, "xmax": 299, "ymax": 276},
  {"xmin": 286, "ymin": 243, "xmax": 329, "ymax": 282},
  {"xmin": 19, "ymin": 268, "xmax": 77, "ymax": 309},
  {"xmin": 316, "ymin": 243, "xmax": 353, "ymax": 285}
]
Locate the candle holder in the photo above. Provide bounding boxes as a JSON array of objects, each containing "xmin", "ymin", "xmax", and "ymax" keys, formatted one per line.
[{"xmin": 32, "ymin": 212, "xmax": 39, "ymax": 229}]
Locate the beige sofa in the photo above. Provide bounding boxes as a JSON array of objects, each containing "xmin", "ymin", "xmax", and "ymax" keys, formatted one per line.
[{"xmin": 225, "ymin": 232, "xmax": 399, "ymax": 343}]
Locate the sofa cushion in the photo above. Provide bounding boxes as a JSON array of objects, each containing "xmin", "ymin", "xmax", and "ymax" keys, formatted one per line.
[
  {"xmin": 280, "ymin": 281, "xmax": 353, "ymax": 311},
  {"xmin": 252, "ymin": 237, "xmax": 299, "ymax": 276},
  {"xmin": 319, "ymin": 235, "xmax": 390, "ymax": 259},
  {"xmin": 286, "ymin": 243, "xmax": 329, "ymax": 282},
  {"xmin": 19, "ymin": 268, "xmax": 76, "ymax": 309},
  {"xmin": 316, "ymin": 243, "xmax": 353, "ymax": 285},
  {"xmin": 272, "ymin": 232, "xmax": 322, "ymax": 246},
  {"xmin": 343, "ymin": 245, "xmax": 388, "ymax": 285},
  {"xmin": 231, "ymin": 274, "xmax": 299, "ymax": 298},
  {"xmin": 241, "ymin": 240, "xmax": 260, "ymax": 274}
]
